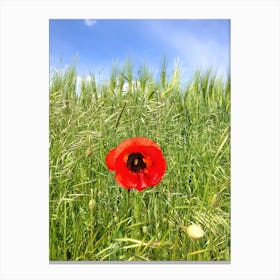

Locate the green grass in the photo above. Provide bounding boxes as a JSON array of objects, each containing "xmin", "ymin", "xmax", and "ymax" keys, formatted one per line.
[{"xmin": 49, "ymin": 61, "xmax": 230, "ymax": 261}]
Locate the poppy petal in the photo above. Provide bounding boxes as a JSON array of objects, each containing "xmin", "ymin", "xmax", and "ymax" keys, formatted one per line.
[
  {"xmin": 113, "ymin": 137, "xmax": 159, "ymax": 160},
  {"xmin": 115, "ymin": 169, "xmax": 148, "ymax": 191},
  {"xmin": 136, "ymin": 172, "xmax": 148, "ymax": 191},
  {"xmin": 105, "ymin": 148, "xmax": 117, "ymax": 170},
  {"xmin": 115, "ymin": 168, "xmax": 139, "ymax": 189},
  {"xmin": 141, "ymin": 146, "xmax": 166, "ymax": 178}
]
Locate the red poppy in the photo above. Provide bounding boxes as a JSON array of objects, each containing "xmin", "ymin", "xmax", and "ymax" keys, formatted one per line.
[{"xmin": 105, "ymin": 137, "xmax": 166, "ymax": 191}]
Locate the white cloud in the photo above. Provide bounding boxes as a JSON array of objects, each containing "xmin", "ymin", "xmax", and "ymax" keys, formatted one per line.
[
  {"xmin": 76, "ymin": 75, "xmax": 92, "ymax": 92},
  {"xmin": 84, "ymin": 19, "xmax": 96, "ymax": 27},
  {"xmin": 122, "ymin": 80, "xmax": 141, "ymax": 92},
  {"xmin": 148, "ymin": 21, "xmax": 230, "ymax": 80},
  {"xmin": 76, "ymin": 75, "xmax": 91, "ymax": 85}
]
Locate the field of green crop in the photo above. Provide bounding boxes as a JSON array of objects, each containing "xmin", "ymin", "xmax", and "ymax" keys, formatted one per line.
[{"xmin": 49, "ymin": 61, "xmax": 230, "ymax": 261}]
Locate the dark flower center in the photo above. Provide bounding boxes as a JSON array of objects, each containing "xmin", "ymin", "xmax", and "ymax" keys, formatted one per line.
[{"xmin": 126, "ymin": 152, "xmax": 146, "ymax": 173}]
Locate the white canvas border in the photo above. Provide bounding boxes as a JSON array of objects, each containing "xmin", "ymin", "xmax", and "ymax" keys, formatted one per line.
[{"xmin": 0, "ymin": 0, "xmax": 279, "ymax": 279}]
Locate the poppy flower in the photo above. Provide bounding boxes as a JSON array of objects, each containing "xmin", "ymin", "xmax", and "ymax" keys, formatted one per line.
[{"xmin": 105, "ymin": 137, "xmax": 166, "ymax": 191}]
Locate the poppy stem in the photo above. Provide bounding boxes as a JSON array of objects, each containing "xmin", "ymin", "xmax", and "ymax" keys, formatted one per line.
[{"xmin": 127, "ymin": 189, "xmax": 131, "ymax": 217}]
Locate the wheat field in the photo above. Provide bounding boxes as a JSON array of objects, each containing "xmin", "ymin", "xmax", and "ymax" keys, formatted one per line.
[{"xmin": 49, "ymin": 61, "xmax": 230, "ymax": 261}]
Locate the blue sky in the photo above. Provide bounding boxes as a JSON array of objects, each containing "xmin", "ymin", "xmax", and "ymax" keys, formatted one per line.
[{"xmin": 49, "ymin": 19, "xmax": 230, "ymax": 83}]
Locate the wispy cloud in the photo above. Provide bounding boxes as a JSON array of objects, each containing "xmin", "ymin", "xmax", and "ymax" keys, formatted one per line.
[
  {"xmin": 148, "ymin": 21, "xmax": 230, "ymax": 79},
  {"xmin": 84, "ymin": 19, "xmax": 96, "ymax": 27}
]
